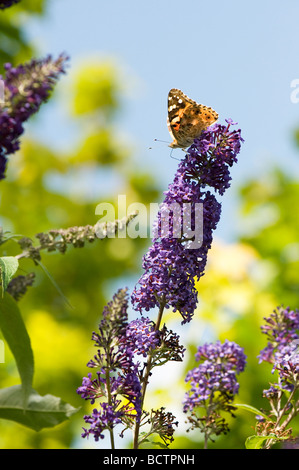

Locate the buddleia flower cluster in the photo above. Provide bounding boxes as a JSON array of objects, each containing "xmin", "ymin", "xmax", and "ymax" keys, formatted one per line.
[
  {"xmin": 0, "ymin": 54, "xmax": 68, "ymax": 179},
  {"xmin": 77, "ymin": 289, "xmax": 184, "ymax": 446},
  {"xmin": 15, "ymin": 213, "xmax": 137, "ymax": 263},
  {"xmin": 254, "ymin": 306, "xmax": 299, "ymax": 448},
  {"xmin": 183, "ymin": 340, "xmax": 246, "ymax": 447},
  {"xmin": 132, "ymin": 120, "xmax": 244, "ymax": 323},
  {"xmin": 259, "ymin": 306, "xmax": 299, "ymax": 365}
]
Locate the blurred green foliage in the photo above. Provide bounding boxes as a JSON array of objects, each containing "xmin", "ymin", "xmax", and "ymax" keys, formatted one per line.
[
  {"xmin": 0, "ymin": 0, "xmax": 45, "ymax": 68},
  {"xmin": 72, "ymin": 62, "xmax": 122, "ymax": 118},
  {"xmin": 240, "ymin": 169, "xmax": 299, "ymax": 308}
]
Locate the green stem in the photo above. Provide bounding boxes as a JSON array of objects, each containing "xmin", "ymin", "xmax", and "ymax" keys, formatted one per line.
[
  {"xmin": 106, "ymin": 367, "xmax": 115, "ymax": 450},
  {"xmin": 133, "ymin": 299, "xmax": 166, "ymax": 449},
  {"xmin": 264, "ymin": 382, "xmax": 298, "ymax": 449},
  {"xmin": 204, "ymin": 393, "xmax": 214, "ymax": 449}
]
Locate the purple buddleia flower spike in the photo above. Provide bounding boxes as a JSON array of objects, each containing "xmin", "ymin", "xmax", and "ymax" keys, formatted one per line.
[
  {"xmin": 183, "ymin": 340, "xmax": 246, "ymax": 412},
  {"xmin": 77, "ymin": 289, "xmax": 185, "ymax": 444},
  {"xmin": 0, "ymin": 54, "xmax": 68, "ymax": 179},
  {"xmin": 258, "ymin": 306, "xmax": 299, "ymax": 363},
  {"xmin": 259, "ymin": 306, "xmax": 299, "ymax": 393},
  {"xmin": 256, "ymin": 306, "xmax": 299, "ymax": 448},
  {"xmin": 183, "ymin": 340, "xmax": 246, "ymax": 446},
  {"xmin": 132, "ymin": 121, "xmax": 244, "ymax": 323}
]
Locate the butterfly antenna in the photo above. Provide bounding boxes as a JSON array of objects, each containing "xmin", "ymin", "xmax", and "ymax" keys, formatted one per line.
[
  {"xmin": 154, "ymin": 138, "xmax": 171, "ymax": 145},
  {"xmin": 152, "ymin": 139, "xmax": 181, "ymax": 161},
  {"xmin": 149, "ymin": 138, "xmax": 170, "ymax": 150}
]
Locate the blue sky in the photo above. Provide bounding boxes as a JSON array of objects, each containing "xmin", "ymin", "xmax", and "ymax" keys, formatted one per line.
[{"xmin": 25, "ymin": 0, "xmax": 299, "ymax": 240}]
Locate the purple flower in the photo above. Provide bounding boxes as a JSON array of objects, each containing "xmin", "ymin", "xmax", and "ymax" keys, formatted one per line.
[
  {"xmin": 262, "ymin": 384, "xmax": 281, "ymax": 399},
  {"xmin": 259, "ymin": 306, "xmax": 299, "ymax": 402},
  {"xmin": 82, "ymin": 402, "xmax": 123, "ymax": 441},
  {"xmin": 258, "ymin": 306, "xmax": 299, "ymax": 363},
  {"xmin": 122, "ymin": 317, "xmax": 160, "ymax": 357},
  {"xmin": 272, "ymin": 342, "xmax": 299, "ymax": 390},
  {"xmin": 0, "ymin": 54, "xmax": 68, "ymax": 179},
  {"xmin": 188, "ymin": 122, "xmax": 242, "ymax": 196},
  {"xmin": 132, "ymin": 121, "xmax": 243, "ymax": 323},
  {"xmin": 77, "ymin": 289, "xmax": 158, "ymax": 441},
  {"xmin": 120, "ymin": 371, "xmax": 142, "ymax": 417},
  {"xmin": 77, "ymin": 371, "xmax": 106, "ymax": 404},
  {"xmin": 195, "ymin": 339, "xmax": 247, "ymax": 373},
  {"xmin": 0, "ymin": 0, "xmax": 20, "ymax": 8},
  {"xmin": 183, "ymin": 340, "xmax": 246, "ymax": 412}
]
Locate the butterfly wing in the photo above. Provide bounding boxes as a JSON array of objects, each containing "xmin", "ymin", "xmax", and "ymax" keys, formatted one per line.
[
  {"xmin": 167, "ymin": 89, "xmax": 192, "ymax": 148},
  {"xmin": 167, "ymin": 88, "xmax": 218, "ymax": 148}
]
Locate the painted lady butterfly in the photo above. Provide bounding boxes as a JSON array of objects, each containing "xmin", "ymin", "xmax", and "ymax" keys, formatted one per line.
[{"xmin": 167, "ymin": 88, "xmax": 218, "ymax": 148}]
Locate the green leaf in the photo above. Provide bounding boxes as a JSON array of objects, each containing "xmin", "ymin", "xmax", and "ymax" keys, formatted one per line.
[
  {"xmin": 245, "ymin": 433, "xmax": 290, "ymax": 449},
  {"xmin": 245, "ymin": 435, "xmax": 271, "ymax": 449},
  {"xmin": 0, "ymin": 257, "xmax": 19, "ymax": 294},
  {"xmin": 151, "ymin": 441, "xmax": 170, "ymax": 449},
  {"xmin": 0, "ymin": 293, "xmax": 34, "ymax": 407},
  {"xmin": 0, "ymin": 385, "xmax": 79, "ymax": 431},
  {"xmin": 234, "ymin": 403, "xmax": 272, "ymax": 421}
]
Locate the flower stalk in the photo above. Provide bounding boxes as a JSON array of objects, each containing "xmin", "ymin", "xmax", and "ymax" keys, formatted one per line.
[
  {"xmin": 254, "ymin": 306, "xmax": 299, "ymax": 448},
  {"xmin": 133, "ymin": 299, "xmax": 166, "ymax": 449}
]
